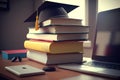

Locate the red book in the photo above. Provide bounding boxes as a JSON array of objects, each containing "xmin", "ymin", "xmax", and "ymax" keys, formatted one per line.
[{"xmin": 1, "ymin": 49, "xmax": 27, "ymax": 60}]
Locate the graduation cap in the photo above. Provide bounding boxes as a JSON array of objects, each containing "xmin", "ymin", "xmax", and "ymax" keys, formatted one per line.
[{"xmin": 24, "ymin": 1, "xmax": 79, "ymax": 23}]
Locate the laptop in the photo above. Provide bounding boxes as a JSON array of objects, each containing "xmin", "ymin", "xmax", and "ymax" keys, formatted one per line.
[
  {"xmin": 58, "ymin": 8, "xmax": 120, "ymax": 79},
  {"xmin": 5, "ymin": 65, "xmax": 45, "ymax": 77}
]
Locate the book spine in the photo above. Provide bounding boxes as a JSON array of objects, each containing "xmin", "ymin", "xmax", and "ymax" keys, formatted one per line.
[
  {"xmin": 28, "ymin": 26, "xmax": 89, "ymax": 34},
  {"xmin": 24, "ymin": 40, "xmax": 83, "ymax": 54},
  {"xmin": 28, "ymin": 28, "xmax": 44, "ymax": 33},
  {"xmin": 26, "ymin": 33, "xmax": 89, "ymax": 41},
  {"xmin": 27, "ymin": 50, "xmax": 47, "ymax": 64},
  {"xmin": 42, "ymin": 18, "xmax": 82, "ymax": 26},
  {"xmin": 27, "ymin": 50, "xmax": 83, "ymax": 65},
  {"xmin": 2, "ymin": 51, "xmax": 26, "ymax": 60}
]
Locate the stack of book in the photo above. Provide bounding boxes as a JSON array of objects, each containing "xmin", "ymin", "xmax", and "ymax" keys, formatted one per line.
[{"xmin": 24, "ymin": 17, "xmax": 89, "ymax": 65}]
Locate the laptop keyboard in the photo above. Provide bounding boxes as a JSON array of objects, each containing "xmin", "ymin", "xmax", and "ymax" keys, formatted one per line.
[{"xmin": 84, "ymin": 61, "xmax": 120, "ymax": 70}]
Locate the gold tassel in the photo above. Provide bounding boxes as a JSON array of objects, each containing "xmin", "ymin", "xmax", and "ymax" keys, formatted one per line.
[{"xmin": 35, "ymin": 10, "xmax": 39, "ymax": 30}]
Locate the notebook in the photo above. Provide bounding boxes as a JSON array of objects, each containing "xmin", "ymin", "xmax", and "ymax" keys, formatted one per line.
[
  {"xmin": 5, "ymin": 65, "xmax": 45, "ymax": 77},
  {"xmin": 58, "ymin": 8, "xmax": 120, "ymax": 79}
]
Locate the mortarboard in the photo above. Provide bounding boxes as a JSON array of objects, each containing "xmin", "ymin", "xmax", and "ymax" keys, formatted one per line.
[{"xmin": 24, "ymin": 1, "xmax": 79, "ymax": 23}]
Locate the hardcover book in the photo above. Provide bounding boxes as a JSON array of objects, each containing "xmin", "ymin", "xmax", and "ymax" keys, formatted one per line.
[
  {"xmin": 27, "ymin": 50, "xmax": 83, "ymax": 65},
  {"xmin": 26, "ymin": 33, "xmax": 88, "ymax": 41},
  {"xmin": 2, "ymin": 49, "xmax": 26, "ymax": 60},
  {"xmin": 28, "ymin": 25, "xmax": 89, "ymax": 34},
  {"xmin": 42, "ymin": 18, "xmax": 82, "ymax": 26},
  {"xmin": 24, "ymin": 40, "xmax": 83, "ymax": 54}
]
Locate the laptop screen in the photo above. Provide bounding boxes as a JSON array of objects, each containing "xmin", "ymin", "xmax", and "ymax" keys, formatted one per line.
[{"xmin": 92, "ymin": 8, "xmax": 120, "ymax": 63}]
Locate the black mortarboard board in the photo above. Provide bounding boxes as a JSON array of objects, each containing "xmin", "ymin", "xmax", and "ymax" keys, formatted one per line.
[{"xmin": 24, "ymin": 1, "xmax": 79, "ymax": 22}]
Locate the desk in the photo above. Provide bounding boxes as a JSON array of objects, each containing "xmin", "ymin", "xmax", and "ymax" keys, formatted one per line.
[{"xmin": 0, "ymin": 54, "xmax": 112, "ymax": 80}]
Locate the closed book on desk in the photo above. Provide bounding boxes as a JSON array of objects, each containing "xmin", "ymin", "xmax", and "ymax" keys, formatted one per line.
[
  {"xmin": 26, "ymin": 33, "xmax": 88, "ymax": 41},
  {"xmin": 2, "ymin": 49, "xmax": 27, "ymax": 60},
  {"xmin": 28, "ymin": 25, "xmax": 89, "ymax": 34},
  {"xmin": 24, "ymin": 40, "xmax": 83, "ymax": 54},
  {"xmin": 27, "ymin": 50, "xmax": 83, "ymax": 65},
  {"xmin": 42, "ymin": 18, "xmax": 82, "ymax": 26}
]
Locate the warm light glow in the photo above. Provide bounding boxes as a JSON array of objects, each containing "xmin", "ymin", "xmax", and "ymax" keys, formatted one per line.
[
  {"xmin": 98, "ymin": 0, "xmax": 120, "ymax": 12},
  {"xmin": 68, "ymin": 0, "xmax": 86, "ymax": 25}
]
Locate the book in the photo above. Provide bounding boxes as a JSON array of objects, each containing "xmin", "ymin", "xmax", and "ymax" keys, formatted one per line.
[
  {"xmin": 28, "ymin": 25, "xmax": 89, "ymax": 34},
  {"xmin": 2, "ymin": 49, "xmax": 27, "ymax": 60},
  {"xmin": 24, "ymin": 40, "xmax": 83, "ymax": 54},
  {"xmin": 42, "ymin": 18, "xmax": 82, "ymax": 26},
  {"xmin": 27, "ymin": 49, "xmax": 83, "ymax": 65},
  {"xmin": 5, "ymin": 65, "xmax": 45, "ymax": 77},
  {"xmin": 26, "ymin": 33, "xmax": 88, "ymax": 41}
]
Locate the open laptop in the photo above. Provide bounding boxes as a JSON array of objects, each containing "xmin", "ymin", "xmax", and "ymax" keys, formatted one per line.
[{"xmin": 58, "ymin": 8, "xmax": 120, "ymax": 79}]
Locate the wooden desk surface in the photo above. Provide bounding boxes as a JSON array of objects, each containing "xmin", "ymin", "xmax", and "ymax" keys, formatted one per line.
[{"xmin": 0, "ymin": 54, "xmax": 112, "ymax": 80}]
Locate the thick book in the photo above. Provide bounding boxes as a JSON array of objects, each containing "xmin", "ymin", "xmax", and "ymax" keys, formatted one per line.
[
  {"xmin": 2, "ymin": 49, "xmax": 26, "ymax": 60},
  {"xmin": 42, "ymin": 18, "xmax": 82, "ymax": 26},
  {"xmin": 26, "ymin": 33, "xmax": 88, "ymax": 41},
  {"xmin": 27, "ymin": 50, "xmax": 83, "ymax": 65},
  {"xmin": 24, "ymin": 40, "xmax": 83, "ymax": 54},
  {"xmin": 28, "ymin": 25, "xmax": 89, "ymax": 34}
]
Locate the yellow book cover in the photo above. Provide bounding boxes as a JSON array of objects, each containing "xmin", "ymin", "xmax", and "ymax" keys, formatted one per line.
[{"xmin": 24, "ymin": 40, "xmax": 83, "ymax": 54}]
